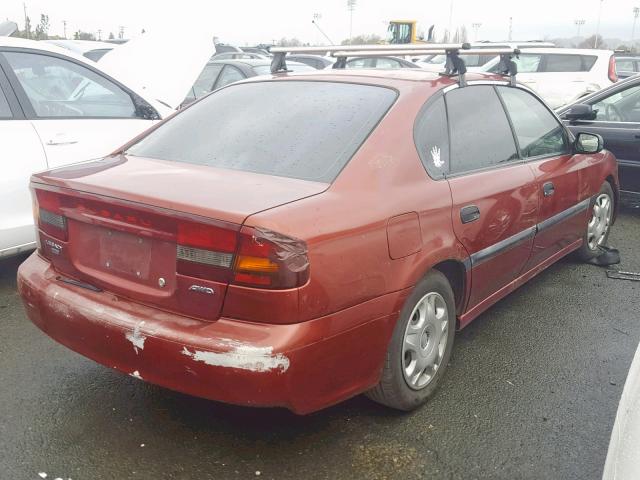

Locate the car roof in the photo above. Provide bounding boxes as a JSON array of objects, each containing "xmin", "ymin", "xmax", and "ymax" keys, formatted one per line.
[
  {"xmin": 0, "ymin": 36, "xmax": 93, "ymax": 58},
  {"xmin": 514, "ymin": 47, "xmax": 613, "ymax": 56},
  {"xmin": 208, "ymin": 58, "xmax": 271, "ymax": 67},
  {"xmin": 233, "ymin": 68, "xmax": 512, "ymax": 93}
]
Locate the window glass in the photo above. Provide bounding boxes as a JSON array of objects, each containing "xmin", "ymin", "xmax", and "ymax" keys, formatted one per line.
[
  {"xmin": 127, "ymin": 81, "xmax": 397, "ymax": 183},
  {"xmin": 490, "ymin": 54, "xmax": 541, "ymax": 73},
  {"xmin": 375, "ymin": 58, "xmax": 401, "ymax": 68},
  {"xmin": 186, "ymin": 63, "xmax": 224, "ymax": 102},
  {"xmin": 498, "ymin": 87, "xmax": 567, "ymax": 158},
  {"xmin": 252, "ymin": 63, "xmax": 315, "ymax": 75},
  {"xmin": 4, "ymin": 52, "xmax": 136, "ymax": 118},
  {"xmin": 414, "ymin": 95, "xmax": 449, "ymax": 178},
  {"xmin": 543, "ymin": 54, "xmax": 591, "ymax": 72},
  {"xmin": 616, "ymin": 59, "xmax": 634, "ymax": 72},
  {"xmin": 346, "ymin": 58, "xmax": 374, "ymax": 69},
  {"xmin": 83, "ymin": 49, "xmax": 111, "ymax": 62},
  {"xmin": 446, "ymin": 85, "xmax": 518, "ymax": 174},
  {"xmin": 592, "ymin": 84, "xmax": 640, "ymax": 122},
  {"xmin": 0, "ymin": 86, "xmax": 12, "ymax": 118},
  {"xmin": 215, "ymin": 65, "xmax": 246, "ymax": 88}
]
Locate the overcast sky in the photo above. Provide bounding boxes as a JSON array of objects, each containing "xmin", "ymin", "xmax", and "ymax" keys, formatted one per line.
[{"xmin": 4, "ymin": 0, "xmax": 639, "ymax": 45}]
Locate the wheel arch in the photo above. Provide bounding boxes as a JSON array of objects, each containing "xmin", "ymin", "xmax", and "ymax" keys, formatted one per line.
[
  {"xmin": 605, "ymin": 174, "xmax": 619, "ymax": 224},
  {"xmin": 431, "ymin": 259, "xmax": 468, "ymax": 321}
]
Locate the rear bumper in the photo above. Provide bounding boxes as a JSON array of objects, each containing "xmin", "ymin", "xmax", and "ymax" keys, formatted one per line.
[{"xmin": 18, "ymin": 253, "xmax": 406, "ymax": 414}]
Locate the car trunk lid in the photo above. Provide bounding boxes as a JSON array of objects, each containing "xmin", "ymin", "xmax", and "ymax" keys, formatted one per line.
[{"xmin": 32, "ymin": 155, "xmax": 327, "ymax": 321}]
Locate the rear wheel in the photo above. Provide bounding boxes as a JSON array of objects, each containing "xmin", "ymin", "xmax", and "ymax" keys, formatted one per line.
[
  {"xmin": 366, "ymin": 270, "xmax": 456, "ymax": 411},
  {"xmin": 576, "ymin": 181, "xmax": 614, "ymax": 261}
]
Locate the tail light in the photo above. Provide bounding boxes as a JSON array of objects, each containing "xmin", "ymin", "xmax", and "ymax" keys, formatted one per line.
[
  {"xmin": 233, "ymin": 227, "xmax": 309, "ymax": 289},
  {"xmin": 176, "ymin": 223, "xmax": 308, "ymax": 289},
  {"xmin": 608, "ymin": 55, "xmax": 618, "ymax": 83},
  {"xmin": 34, "ymin": 189, "xmax": 68, "ymax": 241}
]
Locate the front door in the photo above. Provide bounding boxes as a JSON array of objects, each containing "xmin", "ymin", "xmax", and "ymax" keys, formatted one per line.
[
  {"xmin": 0, "ymin": 49, "xmax": 155, "ymax": 169},
  {"xmin": 495, "ymin": 86, "xmax": 582, "ymax": 270},
  {"xmin": 444, "ymin": 85, "xmax": 538, "ymax": 310}
]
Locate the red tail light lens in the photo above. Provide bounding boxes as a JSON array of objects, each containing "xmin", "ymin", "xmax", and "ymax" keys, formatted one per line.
[
  {"xmin": 608, "ymin": 55, "xmax": 618, "ymax": 83},
  {"xmin": 35, "ymin": 189, "xmax": 68, "ymax": 241},
  {"xmin": 176, "ymin": 220, "xmax": 238, "ymax": 282},
  {"xmin": 233, "ymin": 226, "xmax": 309, "ymax": 289}
]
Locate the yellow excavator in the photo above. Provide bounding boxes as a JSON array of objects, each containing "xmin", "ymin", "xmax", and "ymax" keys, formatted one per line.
[{"xmin": 387, "ymin": 20, "xmax": 434, "ymax": 44}]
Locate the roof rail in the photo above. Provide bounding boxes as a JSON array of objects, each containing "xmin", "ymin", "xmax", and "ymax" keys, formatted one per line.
[{"xmin": 270, "ymin": 42, "xmax": 524, "ymax": 87}]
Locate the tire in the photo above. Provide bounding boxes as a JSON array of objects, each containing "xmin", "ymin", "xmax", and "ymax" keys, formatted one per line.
[
  {"xmin": 575, "ymin": 181, "xmax": 615, "ymax": 262},
  {"xmin": 366, "ymin": 270, "xmax": 456, "ymax": 411}
]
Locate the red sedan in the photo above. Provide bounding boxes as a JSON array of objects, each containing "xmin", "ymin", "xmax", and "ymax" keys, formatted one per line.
[{"xmin": 18, "ymin": 69, "xmax": 618, "ymax": 414}]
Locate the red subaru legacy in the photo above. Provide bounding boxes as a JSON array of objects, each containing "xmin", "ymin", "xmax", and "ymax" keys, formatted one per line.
[{"xmin": 18, "ymin": 69, "xmax": 618, "ymax": 414}]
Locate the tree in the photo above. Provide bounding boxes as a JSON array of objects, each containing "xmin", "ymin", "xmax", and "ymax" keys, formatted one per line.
[
  {"xmin": 34, "ymin": 14, "xmax": 49, "ymax": 40},
  {"xmin": 73, "ymin": 30, "xmax": 96, "ymax": 41},
  {"xmin": 578, "ymin": 34, "xmax": 606, "ymax": 49},
  {"xmin": 341, "ymin": 34, "xmax": 382, "ymax": 45},
  {"xmin": 108, "ymin": 31, "xmax": 115, "ymax": 40},
  {"xmin": 277, "ymin": 37, "xmax": 302, "ymax": 47}
]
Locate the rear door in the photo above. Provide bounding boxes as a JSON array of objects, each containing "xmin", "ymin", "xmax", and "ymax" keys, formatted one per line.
[
  {"xmin": 567, "ymin": 83, "xmax": 640, "ymax": 194},
  {"xmin": 497, "ymin": 86, "xmax": 582, "ymax": 270},
  {"xmin": 444, "ymin": 85, "xmax": 538, "ymax": 310},
  {"xmin": 0, "ymin": 49, "xmax": 156, "ymax": 169}
]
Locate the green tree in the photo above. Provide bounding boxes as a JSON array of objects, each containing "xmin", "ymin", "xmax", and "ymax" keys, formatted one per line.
[
  {"xmin": 278, "ymin": 37, "xmax": 302, "ymax": 47},
  {"xmin": 73, "ymin": 30, "xmax": 96, "ymax": 41},
  {"xmin": 578, "ymin": 34, "xmax": 606, "ymax": 49},
  {"xmin": 34, "ymin": 14, "xmax": 50, "ymax": 40},
  {"xmin": 108, "ymin": 31, "xmax": 115, "ymax": 40}
]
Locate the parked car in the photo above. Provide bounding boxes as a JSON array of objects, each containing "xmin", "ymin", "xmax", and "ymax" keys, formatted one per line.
[
  {"xmin": 45, "ymin": 39, "xmax": 115, "ymax": 62},
  {"xmin": 183, "ymin": 58, "xmax": 315, "ymax": 104},
  {"xmin": 415, "ymin": 52, "xmax": 495, "ymax": 72},
  {"xmin": 614, "ymin": 56, "xmax": 640, "ymax": 79},
  {"xmin": 287, "ymin": 54, "xmax": 334, "ymax": 69},
  {"xmin": 602, "ymin": 341, "xmax": 640, "ymax": 480},
  {"xmin": 0, "ymin": 33, "xmax": 213, "ymax": 259},
  {"xmin": 481, "ymin": 48, "xmax": 618, "ymax": 108},
  {"xmin": 346, "ymin": 56, "xmax": 420, "ymax": 69},
  {"xmin": 18, "ymin": 69, "xmax": 618, "ymax": 415},
  {"xmin": 240, "ymin": 47, "xmax": 272, "ymax": 57},
  {"xmin": 557, "ymin": 75, "xmax": 640, "ymax": 196}
]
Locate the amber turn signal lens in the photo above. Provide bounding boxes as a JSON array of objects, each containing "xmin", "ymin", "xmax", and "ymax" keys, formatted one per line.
[{"xmin": 235, "ymin": 255, "xmax": 279, "ymax": 273}]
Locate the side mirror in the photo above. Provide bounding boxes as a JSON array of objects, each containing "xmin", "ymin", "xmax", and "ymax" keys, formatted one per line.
[
  {"xmin": 564, "ymin": 103, "xmax": 597, "ymax": 121},
  {"xmin": 574, "ymin": 132, "xmax": 604, "ymax": 154}
]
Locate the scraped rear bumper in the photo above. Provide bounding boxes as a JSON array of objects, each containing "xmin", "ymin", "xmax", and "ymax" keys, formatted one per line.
[{"xmin": 18, "ymin": 253, "xmax": 404, "ymax": 414}]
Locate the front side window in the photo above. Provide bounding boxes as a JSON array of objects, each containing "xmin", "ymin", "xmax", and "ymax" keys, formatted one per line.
[
  {"xmin": 186, "ymin": 63, "xmax": 224, "ymax": 103},
  {"xmin": 446, "ymin": 85, "xmax": 518, "ymax": 174},
  {"xmin": 592, "ymin": 84, "xmax": 640, "ymax": 122},
  {"xmin": 414, "ymin": 95, "xmax": 449, "ymax": 179},
  {"xmin": 497, "ymin": 87, "xmax": 568, "ymax": 158},
  {"xmin": 127, "ymin": 81, "xmax": 397, "ymax": 183},
  {"xmin": 214, "ymin": 65, "xmax": 246, "ymax": 89},
  {"xmin": 4, "ymin": 51, "xmax": 136, "ymax": 118},
  {"xmin": 375, "ymin": 58, "xmax": 401, "ymax": 69}
]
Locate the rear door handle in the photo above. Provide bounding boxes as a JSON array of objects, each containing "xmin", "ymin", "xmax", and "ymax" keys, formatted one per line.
[
  {"xmin": 460, "ymin": 205, "xmax": 480, "ymax": 224},
  {"xmin": 543, "ymin": 182, "xmax": 555, "ymax": 197}
]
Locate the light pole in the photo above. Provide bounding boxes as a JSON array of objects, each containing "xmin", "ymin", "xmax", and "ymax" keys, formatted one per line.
[
  {"xmin": 347, "ymin": 0, "xmax": 356, "ymax": 44},
  {"xmin": 632, "ymin": 7, "xmax": 640, "ymax": 52},
  {"xmin": 62, "ymin": 19, "xmax": 67, "ymax": 39},
  {"xmin": 508, "ymin": 16, "xmax": 513, "ymax": 41},
  {"xmin": 448, "ymin": 0, "xmax": 454, "ymax": 38},
  {"xmin": 574, "ymin": 19, "xmax": 585, "ymax": 38},
  {"xmin": 472, "ymin": 22, "xmax": 482, "ymax": 41},
  {"xmin": 595, "ymin": 0, "xmax": 604, "ymax": 48}
]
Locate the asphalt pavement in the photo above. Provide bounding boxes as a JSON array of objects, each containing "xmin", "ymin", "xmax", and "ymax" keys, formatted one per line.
[{"xmin": 1, "ymin": 198, "xmax": 639, "ymax": 480}]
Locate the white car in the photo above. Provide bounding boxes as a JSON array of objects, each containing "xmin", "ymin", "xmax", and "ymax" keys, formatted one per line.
[
  {"xmin": 603, "ymin": 341, "xmax": 640, "ymax": 479},
  {"xmin": 0, "ymin": 33, "xmax": 213, "ymax": 259},
  {"xmin": 480, "ymin": 48, "xmax": 618, "ymax": 108},
  {"xmin": 45, "ymin": 39, "xmax": 116, "ymax": 62}
]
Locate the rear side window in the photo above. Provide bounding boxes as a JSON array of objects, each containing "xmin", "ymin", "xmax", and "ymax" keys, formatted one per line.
[
  {"xmin": 497, "ymin": 87, "xmax": 568, "ymax": 158},
  {"xmin": 414, "ymin": 95, "xmax": 449, "ymax": 179},
  {"xmin": 214, "ymin": 65, "xmax": 246, "ymax": 89},
  {"xmin": 127, "ymin": 81, "xmax": 397, "ymax": 182},
  {"xmin": 543, "ymin": 54, "xmax": 597, "ymax": 72},
  {"xmin": 446, "ymin": 85, "xmax": 518, "ymax": 174}
]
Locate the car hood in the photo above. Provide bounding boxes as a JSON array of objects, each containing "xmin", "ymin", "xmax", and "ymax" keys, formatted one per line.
[{"xmin": 98, "ymin": 28, "xmax": 214, "ymax": 111}]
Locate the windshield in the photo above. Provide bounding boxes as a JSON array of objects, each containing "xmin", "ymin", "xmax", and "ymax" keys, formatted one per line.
[{"xmin": 127, "ymin": 81, "xmax": 397, "ymax": 182}]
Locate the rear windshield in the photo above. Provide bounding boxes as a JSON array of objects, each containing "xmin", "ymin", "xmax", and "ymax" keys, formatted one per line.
[{"xmin": 127, "ymin": 81, "xmax": 397, "ymax": 182}]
